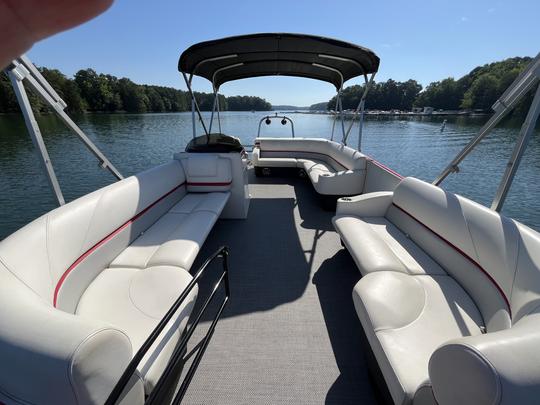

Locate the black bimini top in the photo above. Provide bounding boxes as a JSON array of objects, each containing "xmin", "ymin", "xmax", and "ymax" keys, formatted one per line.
[{"xmin": 178, "ymin": 33, "xmax": 379, "ymax": 90}]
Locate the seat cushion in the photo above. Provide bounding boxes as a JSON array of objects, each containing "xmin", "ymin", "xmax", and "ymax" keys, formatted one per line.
[
  {"xmin": 76, "ymin": 265, "xmax": 197, "ymax": 393},
  {"xmin": 169, "ymin": 192, "xmax": 229, "ymax": 215},
  {"xmin": 111, "ymin": 211, "xmax": 217, "ymax": 270},
  {"xmin": 299, "ymin": 158, "xmax": 334, "ymax": 174},
  {"xmin": 353, "ymin": 272, "xmax": 484, "ymax": 405},
  {"xmin": 111, "ymin": 192, "xmax": 229, "ymax": 270},
  {"xmin": 333, "ymin": 215, "xmax": 447, "ymax": 276},
  {"xmin": 255, "ymin": 157, "xmax": 298, "ymax": 168}
]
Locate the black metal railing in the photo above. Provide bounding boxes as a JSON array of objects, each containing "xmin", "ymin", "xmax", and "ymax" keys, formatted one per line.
[{"xmin": 105, "ymin": 246, "xmax": 231, "ymax": 405}]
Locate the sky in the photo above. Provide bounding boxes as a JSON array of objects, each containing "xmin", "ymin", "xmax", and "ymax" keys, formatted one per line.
[{"xmin": 27, "ymin": 0, "xmax": 540, "ymax": 106}]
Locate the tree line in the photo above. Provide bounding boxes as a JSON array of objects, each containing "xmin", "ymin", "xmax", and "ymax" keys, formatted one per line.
[
  {"xmin": 323, "ymin": 57, "xmax": 534, "ymax": 114},
  {"xmin": 0, "ymin": 67, "xmax": 272, "ymax": 114}
]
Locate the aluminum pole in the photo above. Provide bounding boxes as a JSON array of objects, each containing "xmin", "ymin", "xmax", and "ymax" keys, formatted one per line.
[
  {"xmin": 182, "ymin": 72, "xmax": 209, "ymax": 136},
  {"xmin": 491, "ymin": 83, "xmax": 540, "ymax": 211},
  {"xmin": 7, "ymin": 70, "xmax": 65, "ymax": 205},
  {"xmin": 208, "ymin": 93, "xmax": 217, "ymax": 134}
]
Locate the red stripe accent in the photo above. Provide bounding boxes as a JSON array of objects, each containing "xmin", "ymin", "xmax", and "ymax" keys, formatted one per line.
[
  {"xmin": 187, "ymin": 181, "xmax": 232, "ymax": 186},
  {"xmin": 392, "ymin": 202, "xmax": 512, "ymax": 315},
  {"xmin": 367, "ymin": 158, "xmax": 404, "ymax": 179},
  {"xmin": 261, "ymin": 150, "xmax": 349, "ymax": 170},
  {"xmin": 53, "ymin": 181, "xmax": 186, "ymax": 307}
]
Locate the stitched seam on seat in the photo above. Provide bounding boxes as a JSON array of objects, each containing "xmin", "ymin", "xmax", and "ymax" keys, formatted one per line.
[
  {"xmin": 357, "ymin": 295, "xmax": 407, "ymax": 402},
  {"xmin": 462, "ymin": 212, "xmax": 482, "ymax": 275},
  {"xmin": 357, "ymin": 220, "xmax": 408, "ymax": 274},
  {"xmin": 144, "ymin": 214, "xmax": 191, "ymax": 268},
  {"xmin": 391, "ymin": 203, "xmax": 512, "ymax": 317},
  {"xmin": 0, "ymin": 255, "xmax": 49, "ymax": 304},
  {"xmin": 78, "ymin": 191, "xmax": 106, "ymax": 260},
  {"xmin": 367, "ymin": 220, "xmax": 425, "ymax": 275},
  {"xmin": 68, "ymin": 327, "xmax": 133, "ymax": 405},
  {"xmin": 374, "ymin": 276, "xmax": 427, "ymax": 332},
  {"xmin": 508, "ymin": 235, "xmax": 522, "ymax": 321},
  {"xmin": 194, "ymin": 208, "xmax": 220, "ymax": 215},
  {"xmin": 128, "ymin": 275, "xmax": 165, "ymax": 320}
]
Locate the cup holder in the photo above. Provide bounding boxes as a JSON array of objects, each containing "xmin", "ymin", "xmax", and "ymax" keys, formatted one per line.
[{"xmin": 341, "ymin": 197, "xmax": 352, "ymax": 202}]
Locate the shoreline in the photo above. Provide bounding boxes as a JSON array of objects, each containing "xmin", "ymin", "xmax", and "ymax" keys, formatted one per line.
[{"xmin": 275, "ymin": 110, "xmax": 491, "ymax": 117}]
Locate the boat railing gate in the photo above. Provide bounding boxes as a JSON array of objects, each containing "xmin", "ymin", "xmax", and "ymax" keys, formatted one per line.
[
  {"xmin": 4, "ymin": 55, "xmax": 124, "ymax": 206},
  {"xmin": 105, "ymin": 246, "xmax": 231, "ymax": 405},
  {"xmin": 433, "ymin": 52, "xmax": 540, "ymax": 212},
  {"xmin": 257, "ymin": 113, "xmax": 295, "ymax": 138}
]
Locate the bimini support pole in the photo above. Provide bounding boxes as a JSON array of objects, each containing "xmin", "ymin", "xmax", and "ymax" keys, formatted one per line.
[
  {"xmin": 7, "ymin": 67, "xmax": 65, "ymax": 205},
  {"xmin": 216, "ymin": 90, "xmax": 222, "ymax": 134},
  {"xmin": 330, "ymin": 91, "xmax": 339, "ymax": 141},
  {"xmin": 342, "ymin": 72, "xmax": 376, "ymax": 150},
  {"xmin": 491, "ymin": 82, "xmax": 540, "ymax": 211},
  {"xmin": 182, "ymin": 71, "xmax": 209, "ymax": 137},
  {"xmin": 337, "ymin": 89, "xmax": 346, "ymax": 142},
  {"xmin": 5, "ymin": 55, "xmax": 125, "ymax": 206},
  {"xmin": 208, "ymin": 86, "xmax": 223, "ymax": 134},
  {"xmin": 191, "ymin": 99, "xmax": 196, "ymax": 138},
  {"xmin": 208, "ymin": 91, "xmax": 217, "ymax": 134},
  {"xmin": 433, "ymin": 53, "xmax": 540, "ymax": 188}
]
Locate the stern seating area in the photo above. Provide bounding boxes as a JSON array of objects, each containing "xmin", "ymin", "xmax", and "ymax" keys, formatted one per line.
[
  {"xmin": 0, "ymin": 159, "xmax": 230, "ymax": 405},
  {"xmin": 333, "ymin": 177, "xmax": 540, "ymax": 405},
  {"xmin": 252, "ymin": 138, "xmax": 367, "ymax": 196}
]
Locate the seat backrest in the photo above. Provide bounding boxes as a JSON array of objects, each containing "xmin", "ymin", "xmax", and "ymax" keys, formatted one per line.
[
  {"xmin": 326, "ymin": 141, "xmax": 366, "ymax": 171},
  {"xmin": 386, "ymin": 177, "xmax": 526, "ymax": 332},
  {"xmin": 0, "ymin": 160, "xmax": 187, "ymax": 313},
  {"xmin": 511, "ymin": 223, "xmax": 540, "ymax": 323},
  {"xmin": 255, "ymin": 137, "xmax": 366, "ymax": 171}
]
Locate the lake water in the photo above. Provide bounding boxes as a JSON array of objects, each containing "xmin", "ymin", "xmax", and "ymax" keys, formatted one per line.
[{"xmin": 0, "ymin": 111, "xmax": 539, "ymax": 239}]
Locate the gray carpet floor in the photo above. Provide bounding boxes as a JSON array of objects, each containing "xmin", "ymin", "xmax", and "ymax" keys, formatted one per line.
[{"xmin": 182, "ymin": 170, "xmax": 377, "ymax": 405}]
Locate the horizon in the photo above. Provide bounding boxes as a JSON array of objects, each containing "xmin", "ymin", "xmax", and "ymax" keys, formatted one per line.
[{"xmin": 26, "ymin": 0, "xmax": 539, "ymax": 106}]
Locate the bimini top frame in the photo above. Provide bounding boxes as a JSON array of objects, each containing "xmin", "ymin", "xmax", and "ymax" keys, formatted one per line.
[
  {"xmin": 434, "ymin": 52, "xmax": 540, "ymax": 212},
  {"xmin": 4, "ymin": 55, "xmax": 123, "ymax": 206},
  {"xmin": 178, "ymin": 33, "xmax": 380, "ymax": 149},
  {"xmin": 179, "ymin": 33, "xmax": 379, "ymax": 90}
]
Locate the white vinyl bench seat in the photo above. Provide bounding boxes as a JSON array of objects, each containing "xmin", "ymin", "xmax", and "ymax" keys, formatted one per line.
[
  {"xmin": 76, "ymin": 265, "xmax": 197, "ymax": 393},
  {"xmin": 333, "ymin": 215, "xmax": 446, "ymax": 276},
  {"xmin": 253, "ymin": 138, "xmax": 367, "ymax": 196},
  {"xmin": 0, "ymin": 159, "xmax": 231, "ymax": 405},
  {"xmin": 111, "ymin": 192, "xmax": 229, "ymax": 270},
  {"xmin": 333, "ymin": 177, "xmax": 540, "ymax": 405}
]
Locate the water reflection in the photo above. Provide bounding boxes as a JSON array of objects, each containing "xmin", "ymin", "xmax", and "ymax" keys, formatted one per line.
[{"xmin": 0, "ymin": 112, "xmax": 538, "ymax": 238}]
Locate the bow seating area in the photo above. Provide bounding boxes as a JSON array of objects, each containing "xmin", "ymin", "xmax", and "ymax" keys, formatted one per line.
[
  {"xmin": 252, "ymin": 138, "xmax": 368, "ymax": 196},
  {"xmin": 0, "ymin": 158, "xmax": 230, "ymax": 405},
  {"xmin": 333, "ymin": 177, "xmax": 540, "ymax": 405}
]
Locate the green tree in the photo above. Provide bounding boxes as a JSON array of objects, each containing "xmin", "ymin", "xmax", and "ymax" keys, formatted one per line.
[
  {"xmin": 414, "ymin": 78, "xmax": 465, "ymax": 110},
  {"xmin": 117, "ymin": 78, "xmax": 148, "ymax": 113},
  {"xmin": 0, "ymin": 72, "xmax": 19, "ymax": 113},
  {"xmin": 461, "ymin": 74, "xmax": 499, "ymax": 110},
  {"xmin": 40, "ymin": 68, "xmax": 86, "ymax": 113}
]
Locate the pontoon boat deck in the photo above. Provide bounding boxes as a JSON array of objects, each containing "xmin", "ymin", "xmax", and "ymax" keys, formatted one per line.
[{"xmin": 2, "ymin": 34, "xmax": 540, "ymax": 405}]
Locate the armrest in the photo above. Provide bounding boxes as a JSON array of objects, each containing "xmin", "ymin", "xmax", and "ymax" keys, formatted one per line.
[
  {"xmin": 0, "ymin": 277, "xmax": 139, "ymax": 405},
  {"xmin": 336, "ymin": 191, "xmax": 394, "ymax": 217},
  {"xmin": 312, "ymin": 170, "xmax": 365, "ymax": 196},
  {"xmin": 429, "ymin": 315, "xmax": 540, "ymax": 405}
]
